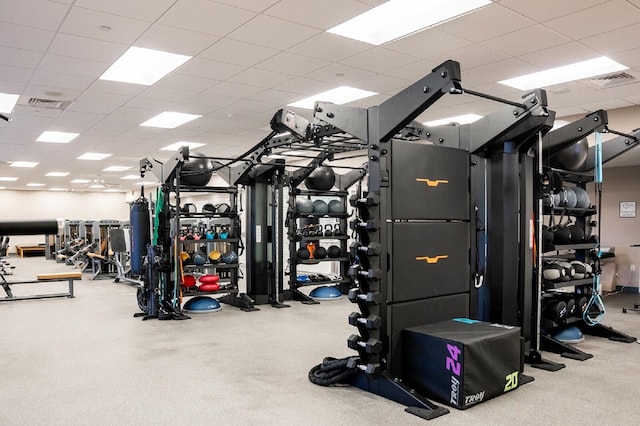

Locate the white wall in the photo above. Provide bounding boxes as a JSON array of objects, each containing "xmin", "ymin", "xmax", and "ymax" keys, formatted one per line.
[{"xmin": 2, "ymin": 190, "xmax": 130, "ymax": 247}]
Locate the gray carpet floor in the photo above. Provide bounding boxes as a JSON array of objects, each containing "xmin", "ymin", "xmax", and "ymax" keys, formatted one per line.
[{"xmin": 1, "ymin": 256, "xmax": 639, "ymax": 425}]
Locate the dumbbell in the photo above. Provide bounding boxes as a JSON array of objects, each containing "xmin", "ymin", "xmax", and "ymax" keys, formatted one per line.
[
  {"xmin": 346, "ymin": 358, "xmax": 382, "ymax": 377},
  {"xmin": 348, "ymin": 265, "xmax": 381, "ymax": 280},
  {"xmin": 543, "ymin": 299, "xmax": 568, "ymax": 323},
  {"xmin": 350, "ymin": 219, "xmax": 379, "ymax": 231},
  {"xmin": 349, "ymin": 193, "xmax": 380, "ymax": 207},
  {"xmin": 347, "ymin": 334, "xmax": 382, "ymax": 354},
  {"xmin": 350, "ymin": 241, "xmax": 382, "ymax": 256},
  {"xmin": 348, "ymin": 312, "xmax": 382, "ymax": 329},
  {"xmin": 347, "ymin": 288, "xmax": 382, "ymax": 305}
]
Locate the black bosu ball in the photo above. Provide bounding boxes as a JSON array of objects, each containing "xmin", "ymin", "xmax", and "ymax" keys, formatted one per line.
[
  {"xmin": 305, "ymin": 166, "xmax": 336, "ymax": 191},
  {"xmin": 181, "ymin": 152, "xmax": 213, "ymax": 186}
]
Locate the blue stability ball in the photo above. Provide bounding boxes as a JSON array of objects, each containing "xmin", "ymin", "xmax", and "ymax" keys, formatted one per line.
[
  {"xmin": 183, "ymin": 296, "xmax": 222, "ymax": 313},
  {"xmin": 309, "ymin": 285, "xmax": 343, "ymax": 301}
]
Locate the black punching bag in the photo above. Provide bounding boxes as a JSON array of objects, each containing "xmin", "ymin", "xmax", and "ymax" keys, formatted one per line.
[{"xmin": 130, "ymin": 191, "xmax": 151, "ymax": 276}]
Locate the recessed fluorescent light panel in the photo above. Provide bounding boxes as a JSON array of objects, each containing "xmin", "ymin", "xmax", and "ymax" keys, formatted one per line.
[
  {"xmin": 121, "ymin": 175, "xmax": 142, "ymax": 180},
  {"xmin": 140, "ymin": 112, "xmax": 202, "ymax": 129},
  {"xmin": 49, "ymin": 187, "xmax": 67, "ymax": 191},
  {"xmin": 10, "ymin": 161, "xmax": 38, "ymax": 168},
  {"xmin": 424, "ymin": 113, "xmax": 483, "ymax": 127},
  {"xmin": 102, "ymin": 166, "xmax": 132, "ymax": 172},
  {"xmin": 36, "ymin": 131, "xmax": 79, "ymax": 144},
  {"xmin": 77, "ymin": 153, "xmax": 112, "ymax": 161},
  {"xmin": 499, "ymin": 56, "xmax": 628, "ymax": 90},
  {"xmin": 327, "ymin": 0, "xmax": 491, "ymax": 45},
  {"xmin": 0, "ymin": 177, "xmax": 18, "ymax": 181},
  {"xmin": 99, "ymin": 46, "xmax": 191, "ymax": 85},
  {"xmin": 0, "ymin": 93, "xmax": 19, "ymax": 113},
  {"xmin": 160, "ymin": 141, "xmax": 207, "ymax": 151},
  {"xmin": 27, "ymin": 183, "xmax": 45, "ymax": 187},
  {"xmin": 70, "ymin": 179, "xmax": 91, "ymax": 184},
  {"xmin": 45, "ymin": 172, "xmax": 70, "ymax": 177},
  {"xmin": 288, "ymin": 86, "xmax": 378, "ymax": 109}
]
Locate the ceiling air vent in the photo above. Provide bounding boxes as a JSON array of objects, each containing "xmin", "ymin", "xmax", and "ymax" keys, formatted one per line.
[
  {"xmin": 19, "ymin": 97, "xmax": 72, "ymax": 110},
  {"xmin": 588, "ymin": 72, "xmax": 636, "ymax": 88}
]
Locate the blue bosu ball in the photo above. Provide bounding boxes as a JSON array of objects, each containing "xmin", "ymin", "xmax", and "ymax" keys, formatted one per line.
[
  {"xmin": 183, "ymin": 296, "xmax": 222, "ymax": 313},
  {"xmin": 309, "ymin": 286, "xmax": 343, "ymax": 301}
]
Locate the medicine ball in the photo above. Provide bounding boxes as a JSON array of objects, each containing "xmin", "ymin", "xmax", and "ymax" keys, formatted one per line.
[
  {"xmin": 552, "ymin": 138, "xmax": 588, "ymax": 171},
  {"xmin": 328, "ymin": 199, "xmax": 345, "ymax": 214},
  {"xmin": 202, "ymin": 203, "xmax": 216, "ymax": 214},
  {"xmin": 558, "ymin": 261, "xmax": 575, "ymax": 280},
  {"xmin": 296, "ymin": 198, "xmax": 314, "ymax": 214},
  {"xmin": 305, "ymin": 166, "xmax": 335, "ymax": 191},
  {"xmin": 208, "ymin": 250, "xmax": 222, "ymax": 264},
  {"xmin": 584, "ymin": 263, "xmax": 593, "ymax": 277},
  {"xmin": 570, "ymin": 260, "xmax": 588, "ymax": 279},
  {"xmin": 182, "ymin": 203, "xmax": 197, "ymax": 214},
  {"xmin": 563, "ymin": 187, "xmax": 577, "ymax": 208},
  {"xmin": 221, "ymin": 250, "xmax": 238, "ymax": 264},
  {"xmin": 543, "ymin": 263, "xmax": 565, "ymax": 282},
  {"xmin": 314, "ymin": 246, "xmax": 327, "ymax": 259},
  {"xmin": 567, "ymin": 224, "xmax": 584, "ymax": 243},
  {"xmin": 312, "ymin": 199, "xmax": 329, "ymax": 215},
  {"xmin": 542, "ymin": 225, "xmax": 554, "ymax": 245},
  {"xmin": 181, "ymin": 152, "xmax": 213, "ymax": 186},
  {"xmin": 573, "ymin": 186, "xmax": 590, "ymax": 208},
  {"xmin": 192, "ymin": 252, "xmax": 207, "ymax": 266},
  {"xmin": 216, "ymin": 203, "xmax": 231, "ymax": 213},
  {"xmin": 296, "ymin": 247, "xmax": 310, "ymax": 260},
  {"xmin": 327, "ymin": 245, "xmax": 342, "ymax": 258},
  {"xmin": 182, "ymin": 275, "xmax": 196, "ymax": 288},
  {"xmin": 553, "ymin": 226, "xmax": 572, "ymax": 245}
]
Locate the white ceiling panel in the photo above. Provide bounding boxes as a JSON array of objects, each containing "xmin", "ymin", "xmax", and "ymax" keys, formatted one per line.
[
  {"xmin": 136, "ymin": 86, "xmax": 195, "ymax": 104},
  {"xmin": 59, "ymin": 7, "xmax": 149, "ymax": 45},
  {"xmin": 274, "ymin": 77, "xmax": 336, "ymax": 96},
  {"xmin": 249, "ymin": 89, "xmax": 301, "ymax": 105},
  {"xmin": 467, "ymin": 58, "xmax": 539, "ymax": 82},
  {"xmin": 227, "ymin": 14, "xmax": 320, "ymax": 50},
  {"xmin": 0, "ymin": 64, "xmax": 35, "ymax": 85},
  {"xmin": 227, "ymin": 68, "xmax": 294, "ymax": 88},
  {"xmin": 480, "ymin": 25, "xmax": 571, "ymax": 57},
  {"xmin": 180, "ymin": 93, "xmax": 242, "ymax": 113},
  {"xmin": 0, "ymin": 0, "xmax": 70, "ymax": 31},
  {"xmin": 231, "ymin": 99, "xmax": 281, "ymax": 113},
  {"xmin": 158, "ymin": 0, "xmax": 256, "ymax": 37},
  {"xmin": 124, "ymin": 96, "xmax": 181, "ymax": 111},
  {"xmin": 304, "ymin": 63, "xmax": 377, "ymax": 85},
  {"xmin": 75, "ymin": 0, "xmax": 176, "ymax": 22},
  {"xmin": 383, "ymin": 59, "xmax": 441, "ymax": 82},
  {"xmin": 177, "ymin": 58, "xmax": 245, "ymax": 81},
  {"xmin": 0, "ymin": 22, "xmax": 55, "ymax": 52},
  {"xmin": 0, "ymin": 80, "xmax": 28, "ymax": 95},
  {"xmin": 385, "ymin": 29, "xmax": 472, "ymax": 60},
  {"xmin": 200, "ymin": 39, "xmax": 280, "ymax": 66},
  {"xmin": 339, "ymin": 48, "xmax": 417, "ymax": 74},
  {"xmin": 39, "ymin": 54, "xmax": 108, "ymax": 78},
  {"xmin": 21, "ymin": 84, "xmax": 83, "ymax": 101},
  {"xmin": 580, "ymin": 23, "xmax": 640, "ymax": 55},
  {"xmin": 612, "ymin": 48, "xmax": 640, "ymax": 69},
  {"xmin": 155, "ymin": 73, "xmax": 218, "ymax": 93},
  {"xmin": 256, "ymin": 52, "xmax": 331, "ymax": 77},
  {"xmin": 210, "ymin": 0, "xmax": 281, "ymax": 13},
  {"xmin": 545, "ymin": 1, "xmax": 640, "ymax": 40},
  {"xmin": 48, "ymin": 111, "xmax": 106, "ymax": 132},
  {"xmin": 428, "ymin": 45, "xmax": 509, "ymax": 72},
  {"xmin": 48, "ymin": 33, "xmax": 127, "ymax": 63},
  {"xmin": 264, "ymin": 0, "xmax": 370, "ymax": 30},
  {"xmin": 0, "ymin": 46, "xmax": 43, "ymax": 70},
  {"xmin": 86, "ymin": 80, "xmax": 147, "ymax": 97},
  {"xmin": 356, "ymin": 74, "xmax": 411, "ymax": 95},
  {"xmin": 206, "ymin": 81, "xmax": 265, "ymax": 98},
  {"xmin": 438, "ymin": 3, "xmax": 535, "ymax": 42},
  {"xmin": 518, "ymin": 42, "xmax": 600, "ymax": 69},
  {"xmin": 499, "ymin": 0, "xmax": 609, "ymax": 22},
  {"xmin": 135, "ymin": 25, "xmax": 220, "ymax": 56},
  {"xmin": 288, "ymin": 33, "xmax": 371, "ymax": 62},
  {"xmin": 30, "ymin": 70, "xmax": 94, "ymax": 91}
]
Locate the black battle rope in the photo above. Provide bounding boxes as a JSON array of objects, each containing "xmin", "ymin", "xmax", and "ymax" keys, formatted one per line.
[{"xmin": 308, "ymin": 356, "xmax": 358, "ymax": 386}]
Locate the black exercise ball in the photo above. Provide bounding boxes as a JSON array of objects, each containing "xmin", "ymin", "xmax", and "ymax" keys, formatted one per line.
[
  {"xmin": 296, "ymin": 247, "xmax": 310, "ymax": 260},
  {"xmin": 553, "ymin": 226, "xmax": 572, "ymax": 245},
  {"xmin": 328, "ymin": 199, "xmax": 344, "ymax": 214},
  {"xmin": 296, "ymin": 198, "xmax": 314, "ymax": 214},
  {"xmin": 327, "ymin": 245, "xmax": 342, "ymax": 258},
  {"xmin": 305, "ymin": 167, "xmax": 336, "ymax": 191},
  {"xmin": 552, "ymin": 138, "xmax": 588, "ymax": 171},
  {"xmin": 563, "ymin": 187, "xmax": 577, "ymax": 208},
  {"xmin": 181, "ymin": 152, "xmax": 213, "ymax": 186},
  {"xmin": 542, "ymin": 225, "xmax": 554, "ymax": 245},
  {"xmin": 567, "ymin": 224, "xmax": 584, "ymax": 243},
  {"xmin": 314, "ymin": 246, "xmax": 327, "ymax": 259},
  {"xmin": 573, "ymin": 186, "xmax": 590, "ymax": 208},
  {"xmin": 312, "ymin": 199, "xmax": 329, "ymax": 215}
]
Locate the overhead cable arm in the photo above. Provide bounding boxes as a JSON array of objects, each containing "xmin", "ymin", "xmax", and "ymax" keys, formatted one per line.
[
  {"xmin": 542, "ymin": 110, "xmax": 608, "ymax": 156},
  {"xmin": 583, "ymin": 127, "xmax": 640, "ymax": 169}
]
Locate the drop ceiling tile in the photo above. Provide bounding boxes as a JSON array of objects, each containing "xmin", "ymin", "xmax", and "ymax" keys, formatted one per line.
[
  {"xmin": 86, "ymin": 80, "xmax": 148, "ymax": 97},
  {"xmin": 209, "ymin": 0, "xmax": 280, "ymax": 12},
  {"xmin": 137, "ymin": 86, "xmax": 195, "ymax": 103},
  {"xmin": 438, "ymin": 3, "xmax": 535, "ymax": 42},
  {"xmin": 59, "ymin": 7, "xmax": 149, "ymax": 44},
  {"xmin": 612, "ymin": 48, "xmax": 640, "ymax": 68},
  {"xmin": 518, "ymin": 42, "xmax": 600, "ymax": 69},
  {"xmin": 249, "ymin": 89, "xmax": 301, "ymax": 105},
  {"xmin": 180, "ymin": 93, "xmax": 241, "ymax": 114},
  {"xmin": 227, "ymin": 14, "xmax": 320, "ymax": 50},
  {"xmin": 480, "ymin": 26, "xmax": 571, "ymax": 57},
  {"xmin": 200, "ymin": 39, "xmax": 280, "ymax": 67},
  {"xmin": 0, "ymin": 80, "xmax": 27, "ymax": 94},
  {"xmin": 125, "ymin": 97, "xmax": 180, "ymax": 111},
  {"xmin": 579, "ymin": 98, "xmax": 634, "ymax": 113},
  {"xmin": 356, "ymin": 74, "xmax": 411, "ymax": 95},
  {"xmin": 0, "ymin": 0, "xmax": 69, "ymax": 31},
  {"xmin": 49, "ymin": 111, "xmax": 106, "ymax": 132},
  {"xmin": 580, "ymin": 23, "xmax": 640, "ymax": 55},
  {"xmin": 499, "ymin": 0, "xmax": 609, "ymax": 22},
  {"xmin": 554, "ymin": 106, "xmax": 592, "ymax": 117},
  {"xmin": 0, "ymin": 22, "xmax": 55, "ymax": 52},
  {"xmin": 256, "ymin": 52, "xmax": 330, "ymax": 76},
  {"xmin": 273, "ymin": 77, "xmax": 336, "ymax": 96},
  {"xmin": 304, "ymin": 63, "xmax": 377, "ymax": 85},
  {"xmin": 231, "ymin": 99, "xmax": 280, "ymax": 113},
  {"xmin": 428, "ymin": 45, "xmax": 509, "ymax": 72},
  {"xmin": 177, "ymin": 58, "xmax": 245, "ymax": 81},
  {"xmin": 383, "ymin": 59, "xmax": 441, "ymax": 82},
  {"xmin": 30, "ymin": 70, "xmax": 94, "ymax": 91},
  {"xmin": 339, "ymin": 48, "xmax": 417, "ymax": 74},
  {"xmin": 158, "ymin": 0, "xmax": 255, "ymax": 37},
  {"xmin": 0, "ymin": 65, "xmax": 34, "ymax": 84},
  {"xmin": 135, "ymin": 25, "xmax": 220, "ymax": 56},
  {"xmin": 288, "ymin": 32, "xmax": 371, "ymax": 62},
  {"xmin": 227, "ymin": 67, "xmax": 294, "ymax": 89},
  {"xmin": 545, "ymin": 1, "xmax": 640, "ymax": 39},
  {"xmin": 155, "ymin": 73, "xmax": 218, "ymax": 92},
  {"xmin": 264, "ymin": 0, "xmax": 370, "ymax": 30},
  {"xmin": 39, "ymin": 54, "xmax": 108, "ymax": 78},
  {"xmin": 75, "ymin": 0, "xmax": 175, "ymax": 21},
  {"xmin": 206, "ymin": 81, "xmax": 265, "ymax": 98},
  {"xmin": 472, "ymin": 58, "xmax": 539, "ymax": 82},
  {"xmin": 385, "ymin": 29, "xmax": 472, "ymax": 60},
  {"xmin": 48, "ymin": 33, "xmax": 127, "ymax": 63},
  {"xmin": 0, "ymin": 46, "xmax": 43, "ymax": 70}
]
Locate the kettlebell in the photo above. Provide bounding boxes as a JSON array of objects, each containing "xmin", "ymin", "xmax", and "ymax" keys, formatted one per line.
[
  {"xmin": 205, "ymin": 228, "xmax": 216, "ymax": 240},
  {"xmin": 324, "ymin": 224, "xmax": 333, "ymax": 237},
  {"xmin": 306, "ymin": 242, "xmax": 316, "ymax": 259},
  {"xmin": 219, "ymin": 226, "xmax": 229, "ymax": 240},
  {"xmin": 334, "ymin": 223, "xmax": 342, "ymax": 236}
]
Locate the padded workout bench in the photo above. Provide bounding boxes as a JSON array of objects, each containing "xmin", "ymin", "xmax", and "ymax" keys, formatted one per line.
[
  {"xmin": 0, "ymin": 271, "xmax": 80, "ymax": 302},
  {"xmin": 15, "ymin": 245, "xmax": 46, "ymax": 257}
]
